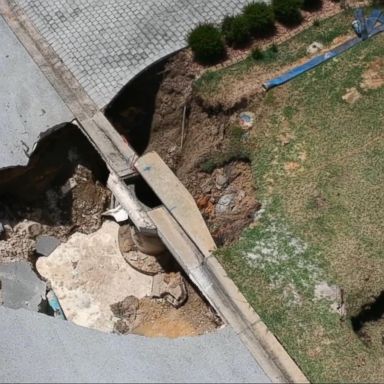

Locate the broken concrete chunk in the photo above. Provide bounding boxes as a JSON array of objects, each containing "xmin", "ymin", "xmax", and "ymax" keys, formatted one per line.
[
  {"xmin": 151, "ymin": 272, "xmax": 187, "ymax": 308},
  {"xmin": 36, "ymin": 235, "xmax": 61, "ymax": 257},
  {"xmin": 60, "ymin": 178, "xmax": 78, "ymax": 195},
  {"xmin": 36, "ymin": 221, "xmax": 153, "ymax": 332},
  {"xmin": 0, "ymin": 261, "xmax": 46, "ymax": 312},
  {"xmin": 14, "ymin": 220, "xmax": 42, "ymax": 239}
]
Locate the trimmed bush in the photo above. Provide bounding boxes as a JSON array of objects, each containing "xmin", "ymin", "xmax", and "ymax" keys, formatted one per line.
[
  {"xmin": 222, "ymin": 14, "xmax": 251, "ymax": 47},
  {"xmin": 273, "ymin": 0, "xmax": 303, "ymax": 26},
  {"xmin": 243, "ymin": 2, "xmax": 275, "ymax": 36},
  {"xmin": 188, "ymin": 24, "xmax": 226, "ymax": 64},
  {"xmin": 301, "ymin": 0, "xmax": 323, "ymax": 11},
  {"xmin": 251, "ymin": 47, "xmax": 264, "ymax": 60}
]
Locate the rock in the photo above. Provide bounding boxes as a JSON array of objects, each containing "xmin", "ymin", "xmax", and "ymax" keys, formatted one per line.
[
  {"xmin": 36, "ymin": 235, "xmax": 61, "ymax": 257},
  {"xmin": 306, "ymin": 41, "xmax": 323, "ymax": 55},
  {"xmin": 216, "ymin": 194, "xmax": 236, "ymax": 214},
  {"xmin": 14, "ymin": 220, "xmax": 42, "ymax": 239},
  {"xmin": 0, "ymin": 261, "xmax": 46, "ymax": 312},
  {"xmin": 215, "ymin": 172, "xmax": 228, "ymax": 189},
  {"xmin": 0, "ymin": 222, "xmax": 4, "ymax": 239},
  {"xmin": 151, "ymin": 272, "xmax": 187, "ymax": 308},
  {"xmin": 201, "ymin": 179, "xmax": 214, "ymax": 194},
  {"xmin": 111, "ymin": 295, "xmax": 139, "ymax": 334}
]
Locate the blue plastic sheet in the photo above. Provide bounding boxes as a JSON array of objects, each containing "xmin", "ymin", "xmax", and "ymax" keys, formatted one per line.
[{"xmin": 263, "ymin": 9, "xmax": 383, "ymax": 90}]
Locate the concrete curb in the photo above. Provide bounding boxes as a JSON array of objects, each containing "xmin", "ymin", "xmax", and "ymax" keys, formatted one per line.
[
  {"xmin": 149, "ymin": 207, "xmax": 309, "ymax": 384},
  {"xmin": 205, "ymin": 256, "xmax": 309, "ymax": 384}
]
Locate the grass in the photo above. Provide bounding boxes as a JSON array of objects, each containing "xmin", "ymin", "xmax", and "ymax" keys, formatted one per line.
[
  {"xmin": 199, "ymin": 125, "xmax": 251, "ymax": 173},
  {"xmin": 212, "ymin": 12, "xmax": 384, "ymax": 383},
  {"xmin": 194, "ymin": 10, "xmax": 355, "ymax": 106}
]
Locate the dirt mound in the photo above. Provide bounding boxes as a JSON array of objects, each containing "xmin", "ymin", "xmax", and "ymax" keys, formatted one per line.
[{"xmin": 147, "ymin": 53, "xmax": 259, "ymax": 245}]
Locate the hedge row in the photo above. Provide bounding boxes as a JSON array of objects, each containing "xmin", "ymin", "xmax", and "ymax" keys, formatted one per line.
[{"xmin": 188, "ymin": 0, "xmax": 323, "ymax": 65}]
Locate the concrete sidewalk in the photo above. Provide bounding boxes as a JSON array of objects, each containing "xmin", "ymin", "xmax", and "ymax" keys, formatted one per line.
[
  {"xmin": 12, "ymin": 0, "xmax": 257, "ymax": 107},
  {"xmin": 0, "ymin": 15, "xmax": 73, "ymax": 169},
  {"xmin": 0, "ymin": 306, "xmax": 270, "ymax": 383}
]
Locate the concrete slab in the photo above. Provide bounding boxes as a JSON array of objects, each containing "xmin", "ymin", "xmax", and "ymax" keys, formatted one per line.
[
  {"xmin": 0, "ymin": 261, "xmax": 46, "ymax": 312},
  {"xmin": 0, "ymin": 306, "xmax": 271, "ymax": 383},
  {"xmin": 12, "ymin": 0, "xmax": 258, "ymax": 107},
  {"xmin": 136, "ymin": 152, "xmax": 216, "ymax": 257},
  {"xmin": 0, "ymin": 15, "xmax": 73, "ymax": 169},
  {"xmin": 36, "ymin": 221, "xmax": 153, "ymax": 332},
  {"xmin": 35, "ymin": 235, "xmax": 61, "ymax": 256}
]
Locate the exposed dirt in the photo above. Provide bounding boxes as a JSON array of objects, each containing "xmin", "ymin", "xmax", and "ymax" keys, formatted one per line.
[
  {"xmin": 360, "ymin": 58, "xmax": 384, "ymax": 90},
  {"xmin": 145, "ymin": 52, "xmax": 260, "ymax": 245},
  {"xmin": 0, "ymin": 126, "xmax": 110, "ymax": 263},
  {"xmin": 131, "ymin": 284, "xmax": 220, "ymax": 338},
  {"xmin": 342, "ymin": 87, "xmax": 362, "ymax": 104}
]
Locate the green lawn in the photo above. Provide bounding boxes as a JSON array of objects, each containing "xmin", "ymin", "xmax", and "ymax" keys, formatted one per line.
[
  {"xmin": 211, "ymin": 14, "xmax": 384, "ymax": 383},
  {"xmin": 195, "ymin": 11, "xmax": 355, "ymax": 107}
]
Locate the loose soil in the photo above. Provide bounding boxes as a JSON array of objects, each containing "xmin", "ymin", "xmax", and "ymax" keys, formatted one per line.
[
  {"xmin": 146, "ymin": 51, "xmax": 260, "ymax": 245},
  {"xmin": 131, "ymin": 284, "xmax": 220, "ymax": 338}
]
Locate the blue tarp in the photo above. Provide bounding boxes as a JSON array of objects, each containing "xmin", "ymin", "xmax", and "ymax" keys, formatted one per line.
[{"xmin": 263, "ymin": 9, "xmax": 383, "ymax": 90}]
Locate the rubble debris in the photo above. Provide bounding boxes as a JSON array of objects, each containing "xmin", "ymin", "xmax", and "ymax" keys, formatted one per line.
[
  {"xmin": 151, "ymin": 272, "xmax": 188, "ymax": 308},
  {"xmin": 0, "ymin": 261, "xmax": 46, "ymax": 312},
  {"xmin": 111, "ymin": 295, "xmax": 139, "ymax": 334},
  {"xmin": 36, "ymin": 221, "xmax": 153, "ymax": 332},
  {"xmin": 35, "ymin": 235, "xmax": 61, "ymax": 257},
  {"xmin": 214, "ymin": 168, "xmax": 228, "ymax": 190},
  {"xmin": 14, "ymin": 220, "xmax": 42, "ymax": 239},
  {"xmin": 216, "ymin": 194, "xmax": 236, "ymax": 214}
]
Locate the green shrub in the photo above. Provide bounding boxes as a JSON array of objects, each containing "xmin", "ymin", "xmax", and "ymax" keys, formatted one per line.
[
  {"xmin": 243, "ymin": 2, "xmax": 275, "ymax": 36},
  {"xmin": 222, "ymin": 14, "xmax": 251, "ymax": 47},
  {"xmin": 188, "ymin": 24, "xmax": 226, "ymax": 64},
  {"xmin": 301, "ymin": 0, "xmax": 323, "ymax": 11},
  {"xmin": 273, "ymin": 0, "xmax": 303, "ymax": 26},
  {"xmin": 251, "ymin": 47, "xmax": 264, "ymax": 60}
]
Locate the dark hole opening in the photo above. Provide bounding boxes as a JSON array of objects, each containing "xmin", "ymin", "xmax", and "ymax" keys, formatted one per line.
[{"xmin": 351, "ymin": 291, "xmax": 384, "ymax": 333}]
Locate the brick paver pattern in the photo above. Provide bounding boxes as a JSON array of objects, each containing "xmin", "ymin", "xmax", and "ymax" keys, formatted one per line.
[{"xmin": 15, "ymin": 0, "xmax": 254, "ymax": 107}]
